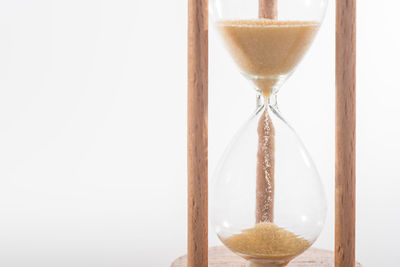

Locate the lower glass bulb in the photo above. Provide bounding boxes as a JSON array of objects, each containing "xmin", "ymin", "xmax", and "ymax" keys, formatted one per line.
[{"xmin": 212, "ymin": 94, "xmax": 327, "ymax": 267}]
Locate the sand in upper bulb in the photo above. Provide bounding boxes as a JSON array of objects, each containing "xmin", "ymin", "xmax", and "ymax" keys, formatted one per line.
[
  {"xmin": 222, "ymin": 222, "xmax": 311, "ymax": 267},
  {"xmin": 217, "ymin": 20, "xmax": 319, "ymax": 97}
]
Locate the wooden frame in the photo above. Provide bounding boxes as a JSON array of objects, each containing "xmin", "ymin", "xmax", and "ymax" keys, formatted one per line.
[
  {"xmin": 187, "ymin": 0, "xmax": 208, "ymax": 266},
  {"xmin": 175, "ymin": 0, "xmax": 357, "ymax": 266},
  {"xmin": 335, "ymin": 0, "xmax": 356, "ymax": 266}
]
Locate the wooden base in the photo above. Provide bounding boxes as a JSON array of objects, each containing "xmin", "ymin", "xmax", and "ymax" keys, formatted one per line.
[{"xmin": 171, "ymin": 246, "xmax": 361, "ymax": 267}]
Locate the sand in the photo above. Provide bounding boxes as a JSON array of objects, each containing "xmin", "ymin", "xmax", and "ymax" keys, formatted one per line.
[
  {"xmin": 222, "ymin": 222, "xmax": 310, "ymax": 266},
  {"xmin": 217, "ymin": 19, "xmax": 319, "ymax": 97}
]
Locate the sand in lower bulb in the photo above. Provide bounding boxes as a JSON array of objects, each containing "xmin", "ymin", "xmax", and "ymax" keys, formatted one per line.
[{"xmin": 221, "ymin": 222, "xmax": 310, "ymax": 267}]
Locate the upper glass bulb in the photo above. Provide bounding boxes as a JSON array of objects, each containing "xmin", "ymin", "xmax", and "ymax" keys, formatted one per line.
[{"xmin": 211, "ymin": 0, "xmax": 328, "ymax": 98}]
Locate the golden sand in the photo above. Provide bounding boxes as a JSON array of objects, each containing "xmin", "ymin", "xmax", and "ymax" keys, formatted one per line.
[
  {"xmin": 222, "ymin": 222, "xmax": 310, "ymax": 265},
  {"xmin": 217, "ymin": 19, "xmax": 319, "ymax": 97}
]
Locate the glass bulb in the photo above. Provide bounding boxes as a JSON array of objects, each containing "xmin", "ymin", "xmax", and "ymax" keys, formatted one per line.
[
  {"xmin": 212, "ymin": 95, "xmax": 326, "ymax": 266},
  {"xmin": 210, "ymin": 0, "xmax": 328, "ymax": 266}
]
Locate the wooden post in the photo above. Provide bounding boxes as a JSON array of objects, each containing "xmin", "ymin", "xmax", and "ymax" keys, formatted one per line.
[
  {"xmin": 259, "ymin": 0, "xmax": 277, "ymax": 19},
  {"xmin": 256, "ymin": 109, "xmax": 275, "ymax": 223},
  {"xmin": 188, "ymin": 0, "xmax": 208, "ymax": 266},
  {"xmin": 335, "ymin": 0, "xmax": 356, "ymax": 266},
  {"xmin": 256, "ymin": 0, "xmax": 277, "ymax": 224}
]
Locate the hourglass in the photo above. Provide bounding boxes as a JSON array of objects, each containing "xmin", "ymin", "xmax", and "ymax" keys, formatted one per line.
[
  {"xmin": 172, "ymin": 0, "xmax": 359, "ymax": 266},
  {"xmin": 210, "ymin": 0, "xmax": 327, "ymax": 266}
]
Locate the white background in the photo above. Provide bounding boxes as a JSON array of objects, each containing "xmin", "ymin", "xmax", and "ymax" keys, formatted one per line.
[{"xmin": 0, "ymin": 0, "xmax": 398, "ymax": 266}]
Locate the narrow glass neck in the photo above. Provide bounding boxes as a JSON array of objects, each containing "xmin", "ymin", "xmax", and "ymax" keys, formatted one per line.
[{"xmin": 256, "ymin": 93, "xmax": 278, "ymax": 110}]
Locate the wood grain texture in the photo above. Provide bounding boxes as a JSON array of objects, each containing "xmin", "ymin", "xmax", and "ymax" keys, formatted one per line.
[
  {"xmin": 256, "ymin": 0, "xmax": 277, "ymax": 224},
  {"xmin": 335, "ymin": 0, "xmax": 356, "ymax": 267},
  {"xmin": 259, "ymin": 0, "xmax": 277, "ymax": 19},
  {"xmin": 256, "ymin": 109, "xmax": 275, "ymax": 223},
  {"xmin": 188, "ymin": 0, "xmax": 208, "ymax": 266},
  {"xmin": 171, "ymin": 246, "xmax": 362, "ymax": 267}
]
